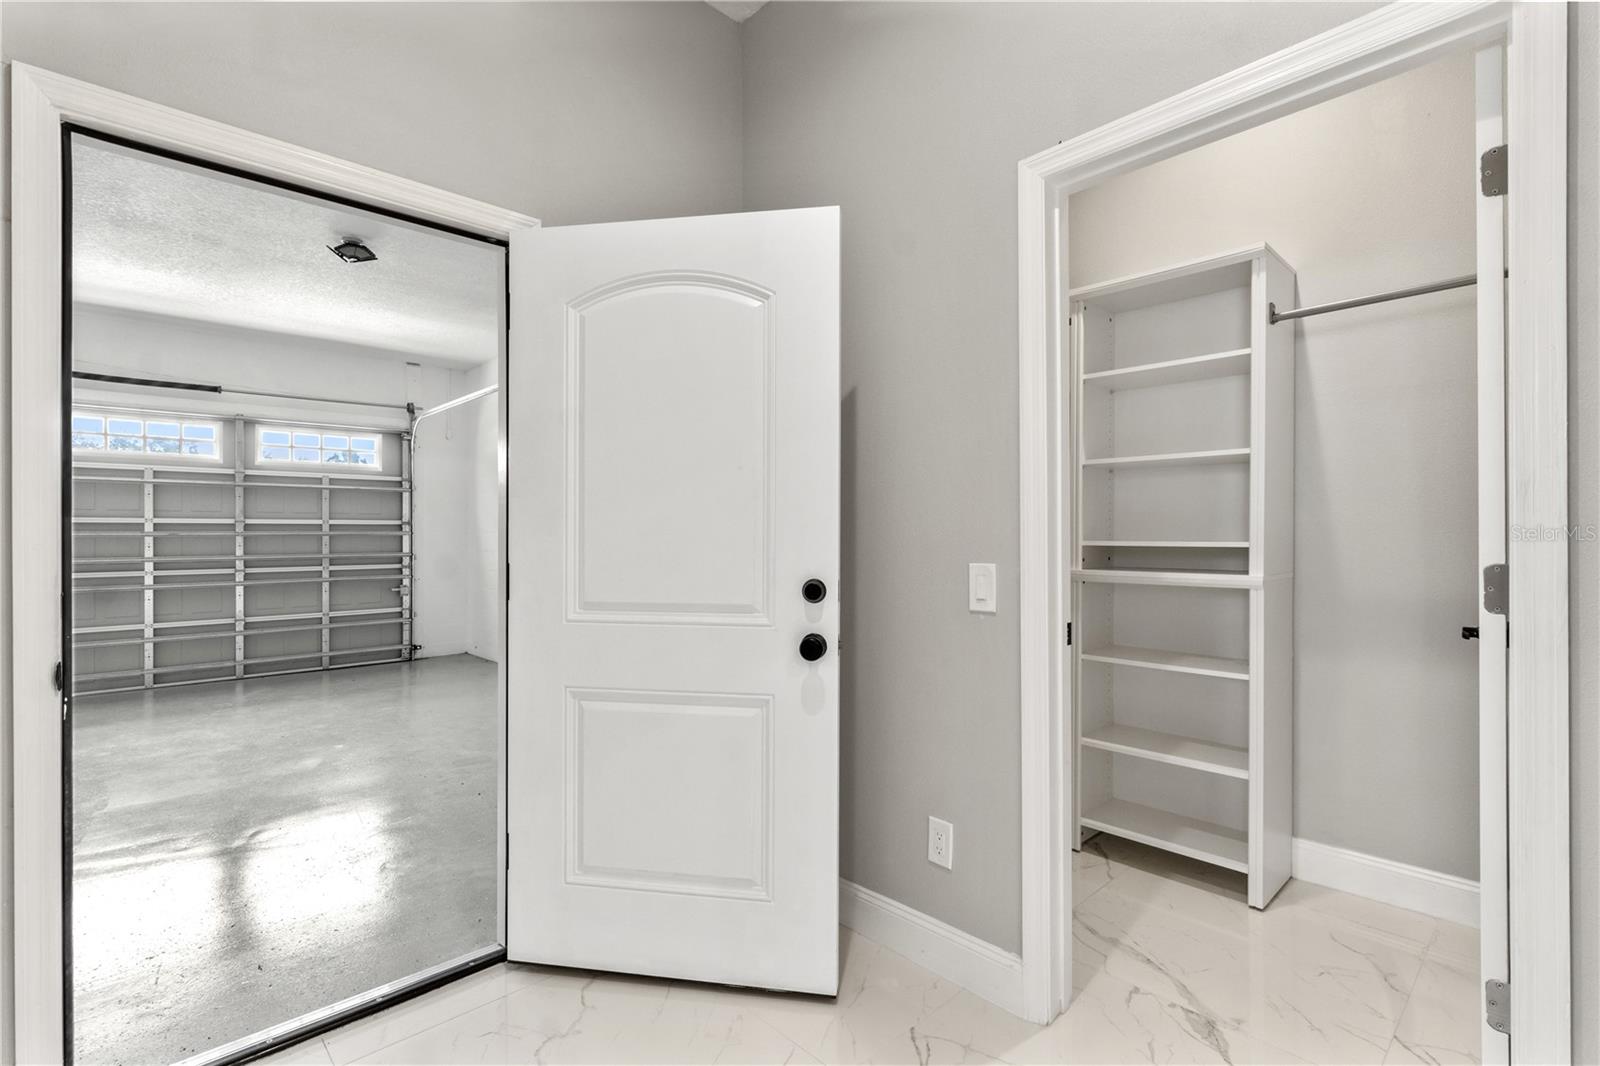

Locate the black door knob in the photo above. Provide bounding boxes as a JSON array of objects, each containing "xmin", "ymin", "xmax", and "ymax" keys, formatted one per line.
[
  {"xmin": 799, "ymin": 633, "xmax": 828, "ymax": 662},
  {"xmin": 802, "ymin": 579, "xmax": 827, "ymax": 603}
]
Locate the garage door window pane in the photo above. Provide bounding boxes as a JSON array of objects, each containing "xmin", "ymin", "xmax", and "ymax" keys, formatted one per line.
[{"xmin": 260, "ymin": 425, "xmax": 382, "ymax": 468}]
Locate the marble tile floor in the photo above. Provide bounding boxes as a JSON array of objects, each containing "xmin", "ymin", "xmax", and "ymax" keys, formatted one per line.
[{"xmin": 261, "ymin": 836, "xmax": 1481, "ymax": 1066}]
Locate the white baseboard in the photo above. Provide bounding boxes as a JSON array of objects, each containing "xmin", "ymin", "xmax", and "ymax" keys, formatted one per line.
[
  {"xmin": 839, "ymin": 880, "xmax": 1024, "ymax": 1016},
  {"xmin": 1291, "ymin": 837, "xmax": 1480, "ymax": 928}
]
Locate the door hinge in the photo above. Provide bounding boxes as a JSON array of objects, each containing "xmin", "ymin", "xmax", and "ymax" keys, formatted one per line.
[
  {"xmin": 1485, "ymin": 978, "xmax": 1509, "ymax": 1035},
  {"xmin": 1483, "ymin": 563, "xmax": 1508, "ymax": 616},
  {"xmin": 1481, "ymin": 145, "xmax": 1507, "ymax": 197},
  {"xmin": 1065, "ymin": 622, "xmax": 1073, "ymax": 646},
  {"xmin": 53, "ymin": 660, "xmax": 64, "ymax": 692}
]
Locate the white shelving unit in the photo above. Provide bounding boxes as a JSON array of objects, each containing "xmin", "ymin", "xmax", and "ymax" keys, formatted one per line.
[{"xmin": 1069, "ymin": 245, "xmax": 1294, "ymax": 909}]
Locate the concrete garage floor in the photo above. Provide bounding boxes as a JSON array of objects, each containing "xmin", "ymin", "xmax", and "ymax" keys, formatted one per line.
[{"xmin": 70, "ymin": 654, "xmax": 500, "ymax": 1065}]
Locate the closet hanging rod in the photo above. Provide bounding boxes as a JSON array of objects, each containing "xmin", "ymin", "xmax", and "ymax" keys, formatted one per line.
[
  {"xmin": 72, "ymin": 371, "xmax": 415, "ymax": 412},
  {"xmin": 1268, "ymin": 270, "xmax": 1501, "ymax": 325}
]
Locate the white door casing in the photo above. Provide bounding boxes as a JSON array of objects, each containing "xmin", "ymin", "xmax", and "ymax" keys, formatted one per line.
[
  {"xmin": 506, "ymin": 208, "xmax": 841, "ymax": 994},
  {"xmin": 1474, "ymin": 44, "xmax": 1509, "ymax": 1066}
]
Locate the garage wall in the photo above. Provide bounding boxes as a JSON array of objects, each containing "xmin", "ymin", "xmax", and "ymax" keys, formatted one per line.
[
  {"xmin": 460, "ymin": 360, "xmax": 502, "ymax": 663},
  {"xmin": 71, "ymin": 304, "xmax": 493, "ymax": 663},
  {"xmin": 1069, "ymin": 54, "xmax": 1478, "ymax": 879}
]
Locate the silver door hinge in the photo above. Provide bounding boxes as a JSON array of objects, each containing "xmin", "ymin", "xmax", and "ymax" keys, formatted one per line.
[
  {"xmin": 1485, "ymin": 978, "xmax": 1509, "ymax": 1034},
  {"xmin": 1483, "ymin": 563, "xmax": 1508, "ymax": 616},
  {"xmin": 1481, "ymin": 145, "xmax": 1507, "ymax": 197}
]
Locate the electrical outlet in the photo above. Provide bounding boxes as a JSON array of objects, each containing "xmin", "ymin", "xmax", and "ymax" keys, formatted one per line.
[{"xmin": 927, "ymin": 816, "xmax": 954, "ymax": 870}]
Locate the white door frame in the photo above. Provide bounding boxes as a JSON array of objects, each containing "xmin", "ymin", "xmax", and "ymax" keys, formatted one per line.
[
  {"xmin": 1015, "ymin": 3, "xmax": 1571, "ymax": 1059},
  {"xmin": 7, "ymin": 63, "xmax": 538, "ymax": 1064}
]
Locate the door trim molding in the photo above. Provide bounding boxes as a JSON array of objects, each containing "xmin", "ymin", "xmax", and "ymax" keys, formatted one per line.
[
  {"xmin": 1015, "ymin": 5, "xmax": 1571, "ymax": 1058},
  {"xmin": 8, "ymin": 62, "xmax": 537, "ymax": 1063}
]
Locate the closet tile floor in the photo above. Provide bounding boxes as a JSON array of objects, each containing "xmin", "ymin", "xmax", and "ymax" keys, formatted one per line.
[{"xmin": 263, "ymin": 836, "xmax": 1480, "ymax": 1065}]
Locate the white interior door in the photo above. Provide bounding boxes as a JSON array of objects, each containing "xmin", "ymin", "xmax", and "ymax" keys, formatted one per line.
[
  {"xmin": 505, "ymin": 207, "xmax": 840, "ymax": 994},
  {"xmin": 1474, "ymin": 45, "xmax": 1510, "ymax": 1066}
]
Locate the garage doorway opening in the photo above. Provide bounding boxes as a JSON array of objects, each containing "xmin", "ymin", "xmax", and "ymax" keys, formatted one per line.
[{"xmin": 64, "ymin": 130, "xmax": 508, "ymax": 1065}]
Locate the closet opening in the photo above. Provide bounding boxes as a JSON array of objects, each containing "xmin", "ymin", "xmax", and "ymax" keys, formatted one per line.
[{"xmin": 1060, "ymin": 46, "xmax": 1506, "ymax": 1063}]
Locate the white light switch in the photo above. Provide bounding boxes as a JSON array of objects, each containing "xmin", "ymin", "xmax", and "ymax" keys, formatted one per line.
[{"xmin": 968, "ymin": 563, "xmax": 997, "ymax": 613}]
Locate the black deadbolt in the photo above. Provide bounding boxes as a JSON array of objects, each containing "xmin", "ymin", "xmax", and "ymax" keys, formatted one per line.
[
  {"xmin": 799, "ymin": 633, "xmax": 828, "ymax": 662},
  {"xmin": 802, "ymin": 578, "xmax": 827, "ymax": 603}
]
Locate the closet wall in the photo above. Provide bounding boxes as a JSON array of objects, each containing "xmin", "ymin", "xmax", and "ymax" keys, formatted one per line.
[
  {"xmin": 72, "ymin": 304, "xmax": 500, "ymax": 665},
  {"xmin": 1070, "ymin": 54, "xmax": 1478, "ymax": 878}
]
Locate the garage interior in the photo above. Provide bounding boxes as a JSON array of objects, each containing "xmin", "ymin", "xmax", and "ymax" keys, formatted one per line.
[{"xmin": 66, "ymin": 134, "xmax": 506, "ymax": 1065}]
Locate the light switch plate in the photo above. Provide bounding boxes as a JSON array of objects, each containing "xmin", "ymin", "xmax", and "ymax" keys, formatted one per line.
[{"xmin": 968, "ymin": 563, "xmax": 997, "ymax": 613}]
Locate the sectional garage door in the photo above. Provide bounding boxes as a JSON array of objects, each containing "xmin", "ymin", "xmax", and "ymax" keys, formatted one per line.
[{"xmin": 70, "ymin": 408, "xmax": 413, "ymax": 695}]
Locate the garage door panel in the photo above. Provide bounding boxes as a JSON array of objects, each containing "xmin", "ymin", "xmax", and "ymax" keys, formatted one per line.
[{"xmin": 72, "ymin": 414, "xmax": 415, "ymax": 693}]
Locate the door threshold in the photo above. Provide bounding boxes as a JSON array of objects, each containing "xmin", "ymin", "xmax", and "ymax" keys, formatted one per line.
[{"xmin": 174, "ymin": 945, "xmax": 507, "ymax": 1066}]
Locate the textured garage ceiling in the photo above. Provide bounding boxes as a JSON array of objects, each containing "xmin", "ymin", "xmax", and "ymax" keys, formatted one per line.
[{"xmin": 71, "ymin": 137, "xmax": 504, "ymax": 367}]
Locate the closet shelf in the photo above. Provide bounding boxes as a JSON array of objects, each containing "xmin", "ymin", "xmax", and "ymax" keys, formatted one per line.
[
  {"xmin": 1079, "ymin": 643, "xmax": 1248, "ymax": 681},
  {"xmin": 1080, "ymin": 799, "xmax": 1248, "ymax": 873},
  {"xmin": 1082, "ymin": 348, "xmax": 1250, "ymax": 390},
  {"xmin": 1081, "ymin": 540, "xmax": 1249, "ymax": 550},
  {"xmin": 1073, "ymin": 568, "xmax": 1262, "ymax": 589},
  {"xmin": 1080, "ymin": 724, "xmax": 1248, "ymax": 779},
  {"xmin": 1082, "ymin": 448, "xmax": 1250, "ymax": 471}
]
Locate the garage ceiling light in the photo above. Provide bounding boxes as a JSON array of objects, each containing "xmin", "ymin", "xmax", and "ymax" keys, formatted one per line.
[{"xmin": 327, "ymin": 238, "xmax": 377, "ymax": 264}]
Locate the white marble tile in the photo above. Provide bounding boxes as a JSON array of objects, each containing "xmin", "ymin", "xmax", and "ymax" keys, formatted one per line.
[
  {"xmin": 1073, "ymin": 842, "xmax": 1115, "ymax": 906},
  {"xmin": 1425, "ymin": 920, "xmax": 1478, "ymax": 966},
  {"xmin": 497, "ymin": 971, "xmax": 813, "ymax": 1065},
  {"xmin": 1076, "ymin": 876, "xmax": 1426, "ymax": 1063},
  {"xmin": 347, "ymin": 995, "xmax": 547, "ymax": 1065},
  {"xmin": 324, "ymin": 964, "xmax": 550, "ymax": 1064},
  {"xmin": 1005, "ymin": 964, "xmax": 1310, "ymax": 1065},
  {"xmin": 904, "ymin": 988, "xmax": 1043, "ymax": 1064},
  {"xmin": 714, "ymin": 930, "xmax": 968, "ymax": 1064},
  {"xmin": 1268, "ymin": 880, "xmax": 1439, "ymax": 953},
  {"xmin": 303, "ymin": 883, "xmax": 1460, "ymax": 1066},
  {"xmin": 1383, "ymin": 953, "xmax": 1481, "ymax": 1065}
]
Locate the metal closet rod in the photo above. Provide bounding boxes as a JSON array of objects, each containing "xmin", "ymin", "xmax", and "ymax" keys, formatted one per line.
[
  {"xmin": 73, "ymin": 371, "xmax": 416, "ymax": 412},
  {"xmin": 1269, "ymin": 270, "xmax": 1505, "ymax": 325}
]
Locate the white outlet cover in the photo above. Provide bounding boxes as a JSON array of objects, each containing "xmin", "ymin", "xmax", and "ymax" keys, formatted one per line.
[
  {"xmin": 968, "ymin": 563, "xmax": 997, "ymax": 613},
  {"xmin": 928, "ymin": 815, "xmax": 954, "ymax": 870}
]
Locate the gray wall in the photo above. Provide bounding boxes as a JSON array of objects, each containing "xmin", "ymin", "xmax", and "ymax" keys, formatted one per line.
[
  {"xmin": 1, "ymin": 2, "xmax": 744, "ymax": 225},
  {"xmin": 1567, "ymin": 4, "xmax": 1597, "ymax": 1062},
  {"xmin": 1070, "ymin": 55, "xmax": 1479, "ymax": 878},
  {"xmin": 740, "ymin": 0, "xmax": 1379, "ymax": 952}
]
